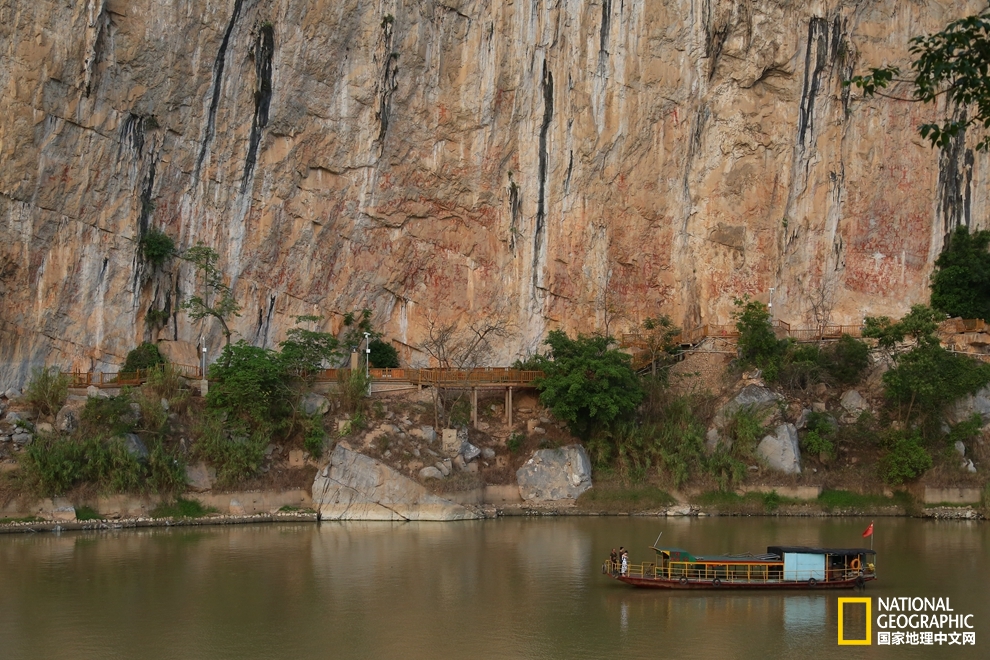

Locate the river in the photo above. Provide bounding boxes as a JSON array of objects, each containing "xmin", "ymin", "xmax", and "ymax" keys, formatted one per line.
[{"xmin": 0, "ymin": 517, "xmax": 985, "ymax": 659}]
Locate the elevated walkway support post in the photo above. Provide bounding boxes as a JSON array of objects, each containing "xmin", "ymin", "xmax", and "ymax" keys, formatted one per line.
[
  {"xmin": 505, "ymin": 387, "xmax": 513, "ymax": 427},
  {"xmin": 471, "ymin": 387, "xmax": 478, "ymax": 428}
]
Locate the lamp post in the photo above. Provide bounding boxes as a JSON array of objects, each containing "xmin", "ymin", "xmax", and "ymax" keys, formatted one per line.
[{"xmin": 364, "ymin": 332, "xmax": 371, "ymax": 396}]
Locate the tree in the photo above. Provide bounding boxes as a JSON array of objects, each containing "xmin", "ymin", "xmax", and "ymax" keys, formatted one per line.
[
  {"xmin": 864, "ymin": 305, "xmax": 990, "ymax": 426},
  {"xmin": 641, "ymin": 315, "xmax": 680, "ymax": 379},
  {"xmin": 419, "ymin": 310, "xmax": 513, "ymax": 428},
  {"xmin": 181, "ymin": 244, "xmax": 241, "ymax": 348},
  {"xmin": 534, "ymin": 331, "xmax": 643, "ymax": 441},
  {"xmin": 278, "ymin": 315, "xmax": 342, "ymax": 377},
  {"xmin": 733, "ymin": 297, "xmax": 786, "ymax": 380},
  {"xmin": 122, "ymin": 342, "xmax": 167, "ymax": 373},
  {"xmin": 207, "ymin": 341, "xmax": 292, "ymax": 431},
  {"xmin": 847, "ymin": 10, "xmax": 990, "ymax": 150},
  {"xmin": 930, "ymin": 225, "xmax": 990, "ymax": 320},
  {"xmin": 368, "ymin": 339, "xmax": 399, "ymax": 368}
]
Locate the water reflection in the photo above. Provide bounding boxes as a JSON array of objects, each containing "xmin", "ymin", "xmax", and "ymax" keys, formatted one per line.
[{"xmin": 0, "ymin": 518, "xmax": 985, "ymax": 660}]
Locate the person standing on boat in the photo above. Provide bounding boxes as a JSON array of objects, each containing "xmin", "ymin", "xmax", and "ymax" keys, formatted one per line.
[
  {"xmin": 610, "ymin": 548, "xmax": 618, "ymax": 574},
  {"xmin": 620, "ymin": 549, "xmax": 628, "ymax": 577}
]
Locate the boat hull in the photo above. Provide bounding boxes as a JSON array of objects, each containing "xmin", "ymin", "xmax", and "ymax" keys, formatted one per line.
[{"xmin": 611, "ymin": 574, "xmax": 876, "ymax": 590}]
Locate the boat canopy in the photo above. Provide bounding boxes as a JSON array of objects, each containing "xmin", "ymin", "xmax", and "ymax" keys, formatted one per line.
[
  {"xmin": 652, "ymin": 547, "xmax": 696, "ymax": 561},
  {"xmin": 767, "ymin": 546, "xmax": 876, "ymax": 558}
]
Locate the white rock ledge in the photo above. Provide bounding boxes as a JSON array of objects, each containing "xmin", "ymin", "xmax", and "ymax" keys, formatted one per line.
[{"xmin": 312, "ymin": 444, "xmax": 482, "ymax": 521}]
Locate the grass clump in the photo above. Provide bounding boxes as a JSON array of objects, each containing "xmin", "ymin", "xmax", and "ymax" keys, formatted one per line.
[
  {"xmin": 24, "ymin": 366, "xmax": 69, "ymax": 418},
  {"xmin": 194, "ymin": 415, "xmax": 267, "ymax": 486},
  {"xmin": 21, "ymin": 434, "xmax": 185, "ymax": 497},
  {"xmin": 150, "ymin": 497, "xmax": 215, "ymax": 519},
  {"xmin": 817, "ymin": 489, "xmax": 912, "ymax": 511},
  {"xmin": 575, "ymin": 483, "xmax": 676, "ymax": 512},
  {"xmin": 303, "ymin": 415, "xmax": 327, "ymax": 458},
  {"xmin": 74, "ymin": 505, "xmax": 102, "ymax": 521}
]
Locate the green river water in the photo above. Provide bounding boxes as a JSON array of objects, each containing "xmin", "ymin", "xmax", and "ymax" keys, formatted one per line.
[{"xmin": 0, "ymin": 517, "xmax": 985, "ymax": 660}]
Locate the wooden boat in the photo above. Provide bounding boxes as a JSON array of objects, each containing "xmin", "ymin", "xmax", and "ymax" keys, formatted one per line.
[{"xmin": 604, "ymin": 544, "xmax": 877, "ymax": 589}]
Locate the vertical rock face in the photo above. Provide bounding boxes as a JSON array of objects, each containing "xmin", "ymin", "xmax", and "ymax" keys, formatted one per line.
[{"xmin": 1, "ymin": 1, "xmax": 988, "ymax": 385}]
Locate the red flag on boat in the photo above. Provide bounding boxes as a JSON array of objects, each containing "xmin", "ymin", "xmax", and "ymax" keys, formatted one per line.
[{"xmin": 862, "ymin": 522, "xmax": 874, "ymax": 538}]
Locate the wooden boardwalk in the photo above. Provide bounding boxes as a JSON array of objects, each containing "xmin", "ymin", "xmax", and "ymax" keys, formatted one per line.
[{"xmin": 66, "ymin": 366, "xmax": 544, "ymax": 389}]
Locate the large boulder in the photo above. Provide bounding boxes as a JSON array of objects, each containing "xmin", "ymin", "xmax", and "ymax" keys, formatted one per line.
[
  {"xmin": 185, "ymin": 462, "xmax": 216, "ymax": 492},
  {"xmin": 55, "ymin": 397, "xmax": 87, "ymax": 433},
  {"xmin": 301, "ymin": 392, "xmax": 330, "ymax": 416},
  {"xmin": 714, "ymin": 385, "xmax": 783, "ymax": 428},
  {"xmin": 516, "ymin": 444, "xmax": 593, "ymax": 502},
  {"xmin": 840, "ymin": 390, "xmax": 869, "ymax": 414},
  {"xmin": 945, "ymin": 385, "xmax": 990, "ymax": 426},
  {"xmin": 120, "ymin": 433, "xmax": 149, "ymax": 461},
  {"xmin": 757, "ymin": 423, "xmax": 802, "ymax": 474},
  {"xmin": 312, "ymin": 444, "xmax": 482, "ymax": 520}
]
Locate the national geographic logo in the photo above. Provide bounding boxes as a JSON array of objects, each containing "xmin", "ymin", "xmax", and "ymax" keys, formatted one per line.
[
  {"xmin": 838, "ymin": 598, "xmax": 872, "ymax": 645},
  {"xmin": 838, "ymin": 597, "xmax": 977, "ymax": 646}
]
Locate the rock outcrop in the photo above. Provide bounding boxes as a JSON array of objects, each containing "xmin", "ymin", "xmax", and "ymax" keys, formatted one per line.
[
  {"xmin": 714, "ymin": 385, "xmax": 783, "ymax": 428},
  {"xmin": 312, "ymin": 444, "xmax": 482, "ymax": 521},
  {"xmin": 757, "ymin": 423, "xmax": 802, "ymax": 474},
  {"xmin": 516, "ymin": 444, "xmax": 593, "ymax": 502},
  {"xmin": 1, "ymin": 1, "xmax": 988, "ymax": 387}
]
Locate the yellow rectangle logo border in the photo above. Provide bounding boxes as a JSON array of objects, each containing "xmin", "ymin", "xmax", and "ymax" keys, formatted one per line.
[{"xmin": 838, "ymin": 597, "xmax": 872, "ymax": 645}]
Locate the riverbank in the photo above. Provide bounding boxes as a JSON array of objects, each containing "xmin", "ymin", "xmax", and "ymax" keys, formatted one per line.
[{"xmin": 1, "ymin": 491, "xmax": 983, "ymax": 534}]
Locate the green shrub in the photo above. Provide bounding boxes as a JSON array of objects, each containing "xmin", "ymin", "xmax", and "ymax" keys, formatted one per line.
[
  {"xmin": 803, "ymin": 411, "xmax": 838, "ymax": 460},
  {"xmin": 801, "ymin": 429, "xmax": 835, "ymax": 460},
  {"xmin": 22, "ymin": 436, "xmax": 88, "ymax": 496},
  {"xmin": 278, "ymin": 316, "xmax": 342, "ymax": 375},
  {"xmin": 724, "ymin": 406, "xmax": 764, "ymax": 459},
  {"xmin": 194, "ymin": 414, "xmax": 267, "ymax": 485},
  {"xmin": 778, "ymin": 344, "xmax": 825, "ymax": 390},
  {"xmin": 140, "ymin": 229, "xmax": 175, "ymax": 267},
  {"xmin": 534, "ymin": 330, "xmax": 643, "ymax": 440},
  {"xmin": 303, "ymin": 415, "xmax": 326, "ymax": 458},
  {"xmin": 24, "ymin": 366, "xmax": 69, "ymax": 418},
  {"xmin": 448, "ymin": 397, "xmax": 471, "ymax": 427},
  {"xmin": 147, "ymin": 440, "xmax": 187, "ymax": 493},
  {"xmin": 506, "ymin": 433, "xmax": 523, "ymax": 453},
  {"xmin": 882, "ymin": 343, "xmax": 990, "ymax": 421},
  {"xmin": 703, "ymin": 449, "xmax": 747, "ymax": 491},
  {"xmin": 878, "ymin": 430, "xmax": 933, "ymax": 485},
  {"xmin": 334, "ymin": 369, "xmax": 370, "ymax": 415},
  {"xmin": 21, "ymin": 434, "xmax": 181, "ymax": 496},
  {"xmin": 81, "ymin": 393, "xmax": 137, "ymax": 436},
  {"xmin": 146, "ymin": 362, "xmax": 185, "ymax": 400},
  {"xmin": 762, "ymin": 490, "xmax": 782, "ymax": 512},
  {"xmin": 824, "ymin": 334, "xmax": 870, "ymax": 385},
  {"xmin": 122, "ymin": 342, "xmax": 166, "ymax": 373},
  {"xmin": 84, "ymin": 436, "xmax": 144, "ymax": 493},
  {"xmin": 368, "ymin": 339, "xmax": 400, "ymax": 368}
]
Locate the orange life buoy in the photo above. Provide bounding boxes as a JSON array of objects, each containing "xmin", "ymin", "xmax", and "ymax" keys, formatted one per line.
[{"xmin": 850, "ymin": 558, "xmax": 861, "ymax": 570}]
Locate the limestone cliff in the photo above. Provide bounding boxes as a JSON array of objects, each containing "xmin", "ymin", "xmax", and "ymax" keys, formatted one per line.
[{"xmin": 1, "ymin": 0, "xmax": 988, "ymax": 386}]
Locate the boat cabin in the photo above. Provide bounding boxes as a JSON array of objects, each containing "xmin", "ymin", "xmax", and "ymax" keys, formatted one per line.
[{"xmin": 632, "ymin": 545, "xmax": 877, "ymax": 586}]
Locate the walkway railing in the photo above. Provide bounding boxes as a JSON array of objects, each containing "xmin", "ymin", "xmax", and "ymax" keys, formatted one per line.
[
  {"xmin": 67, "ymin": 365, "xmax": 544, "ymax": 389},
  {"xmin": 622, "ymin": 321, "xmax": 864, "ymax": 350}
]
